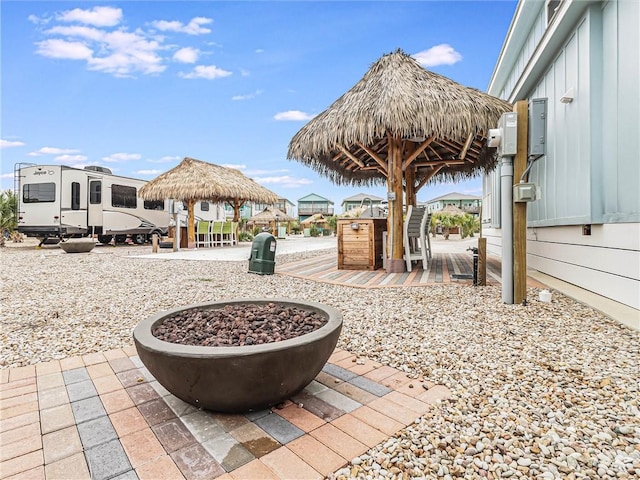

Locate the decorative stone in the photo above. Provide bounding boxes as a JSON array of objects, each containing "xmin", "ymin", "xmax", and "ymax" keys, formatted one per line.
[{"xmin": 133, "ymin": 298, "xmax": 342, "ymax": 413}]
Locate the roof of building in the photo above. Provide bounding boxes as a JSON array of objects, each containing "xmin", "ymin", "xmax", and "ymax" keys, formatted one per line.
[
  {"xmin": 425, "ymin": 192, "xmax": 481, "ymax": 203},
  {"xmin": 298, "ymin": 193, "xmax": 334, "ymax": 204},
  {"xmin": 341, "ymin": 192, "xmax": 385, "ymax": 204}
]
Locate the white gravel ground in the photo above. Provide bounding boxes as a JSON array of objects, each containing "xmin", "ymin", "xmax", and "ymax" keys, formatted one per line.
[{"xmin": 1, "ymin": 240, "xmax": 638, "ymax": 479}]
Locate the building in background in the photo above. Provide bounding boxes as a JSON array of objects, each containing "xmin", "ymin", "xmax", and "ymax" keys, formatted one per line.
[
  {"xmin": 423, "ymin": 192, "xmax": 481, "ymax": 217},
  {"xmin": 483, "ymin": 0, "xmax": 639, "ymax": 310},
  {"xmin": 297, "ymin": 193, "xmax": 334, "ymax": 222},
  {"xmin": 341, "ymin": 193, "xmax": 384, "ymax": 214}
]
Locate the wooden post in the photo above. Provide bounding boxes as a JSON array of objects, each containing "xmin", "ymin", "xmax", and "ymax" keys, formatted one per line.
[
  {"xmin": 405, "ymin": 142, "xmax": 416, "ymax": 207},
  {"xmin": 187, "ymin": 199, "xmax": 196, "ymax": 249},
  {"xmin": 152, "ymin": 233, "xmax": 158, "ymax": 253},
  {"xmin": 477, "ymin": 237, "xmax": 486, "ymax": 286},
  {"xmin": 386, "ymin": 134, "xmax": 405, "ymax": 272},
  {"xmin": 513, "ymin": 100, "xmax": 529, "ymax": 303}
]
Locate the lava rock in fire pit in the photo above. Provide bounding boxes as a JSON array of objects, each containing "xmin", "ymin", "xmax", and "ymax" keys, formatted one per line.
[{"xmin": 152, "ymin": 302, "xmax": 328, "ymax": 347}]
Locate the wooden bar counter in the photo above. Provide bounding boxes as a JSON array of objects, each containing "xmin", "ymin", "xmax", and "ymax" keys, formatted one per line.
[{"xmin": 337, "ymin": 218, "xmax": 386, "ymax": 270}]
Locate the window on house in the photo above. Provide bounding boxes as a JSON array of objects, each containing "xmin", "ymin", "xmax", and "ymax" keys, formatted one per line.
[
  {"xmin": 71, "ymin": 182, "xmax": 80, "ymax": 210},
  {"xmin": 201, "ymin": 201, "xmax": 209, "ymax": 211},
  {"xmin": 111, "ymin": 184, "xmax": 137, "ymax": 209},
  {"xmin": 546, "ymin": 0, "xmax": 561, "ymax": 25},
  {"xmin": 23, "ymin": 183, "xmax": 55, "ymax": 203}
]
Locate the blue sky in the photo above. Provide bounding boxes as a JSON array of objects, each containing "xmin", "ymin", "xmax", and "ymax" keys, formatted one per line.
[{"xmin": 1, "ymin": 1, "xmax": 517, "ymax": 210}]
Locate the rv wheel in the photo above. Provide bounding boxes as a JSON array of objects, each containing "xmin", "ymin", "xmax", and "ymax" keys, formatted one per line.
[
  {"xmin": 132, "ymin": 234, "xmax": 147, "ymax": 245},
  {"xmin": 115, "ymin": 235, "xmax": 127, "ymax": 244},
  {"xmin": 98, "ymin": 235, "xmax": 113, "ymax": 245}
]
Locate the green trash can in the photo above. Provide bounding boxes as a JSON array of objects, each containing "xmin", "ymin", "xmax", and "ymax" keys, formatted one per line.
[{"xmin": 248, "ymin": 232, "xmax": 277, "ymax": 275}]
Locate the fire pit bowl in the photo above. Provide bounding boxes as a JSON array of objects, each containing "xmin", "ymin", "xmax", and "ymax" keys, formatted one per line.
[{"xmin": 133, "ymin": 298, "xmax": 342, "ymax": 413}]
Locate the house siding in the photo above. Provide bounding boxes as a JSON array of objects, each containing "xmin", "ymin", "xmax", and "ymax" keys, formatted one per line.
[{"xmin": 484, "ymin": 0, "xmax": 639, "ymax": 311}]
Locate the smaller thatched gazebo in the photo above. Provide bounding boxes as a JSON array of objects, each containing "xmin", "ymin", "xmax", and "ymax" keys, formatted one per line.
[
  {"xmin": 248, "ymin": 206, "xmax": 295, "ymax": 236},
  {"xmin": 139, "ymin": 157, "xmax": 278, "ymax": 247}
]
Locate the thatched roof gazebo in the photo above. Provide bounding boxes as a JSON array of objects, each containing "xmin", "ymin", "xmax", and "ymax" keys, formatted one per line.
[
  {"xmin": 139, "ymin": 157, "xmax": 278, "ymax": 247},
  {"xmin": 288, "ymin": 49, "xmax": 511, "ymax": 272},
  {"xmin": 248, "ymin": 206, "xmax": 295, "ymax": 236}
]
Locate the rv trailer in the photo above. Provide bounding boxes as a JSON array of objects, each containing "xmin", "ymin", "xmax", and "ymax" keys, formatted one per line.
[{"xmin": 15, "ymin": 163, "xmax": 171, "ymax": 244}]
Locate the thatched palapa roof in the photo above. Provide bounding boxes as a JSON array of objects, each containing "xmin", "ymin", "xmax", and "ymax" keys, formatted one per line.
[
  {"xmin": 139, "ymin": 157, "xmax": 278, "ymax": 204},
  {"xmin": 248, "ymin": 206, "xmax": 295, "ymax": 224},
  {"xmin": 287, "ymin": 49, "xmax": 512, "ymax": 187}
]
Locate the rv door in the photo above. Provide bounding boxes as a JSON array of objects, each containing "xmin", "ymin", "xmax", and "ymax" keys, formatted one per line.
[{"xmin": 88, "ymin": 179, "xmax": 103, "ymax": 229}]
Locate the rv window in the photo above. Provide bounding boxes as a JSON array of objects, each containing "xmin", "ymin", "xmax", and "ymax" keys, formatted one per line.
[
  {"xmin": 144, "ymin": 199, "xmax": 164, "ymax": 210},
  {"xmin": 112, "ymin": 184, "xmax": 137, "ymax": 209},
  {"xmin": 23, "ymin": 183, "xmax": 55, "ymax": 203},
  {"xmin": 201, "ymin": 202, "xmax": 209, "ymax": 212},
  {"xmin": 71, "ymin": 182, "xmax": 81, "ymax": 210},
  {"xmin": 90, "ymin": 181, "xmax": 101, "ymax": 204}
]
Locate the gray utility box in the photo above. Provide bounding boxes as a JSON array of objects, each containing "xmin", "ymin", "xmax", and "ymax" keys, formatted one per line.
[{"xmin": 248, "ymin": 232, "xmax": 277, "ymax": 275}]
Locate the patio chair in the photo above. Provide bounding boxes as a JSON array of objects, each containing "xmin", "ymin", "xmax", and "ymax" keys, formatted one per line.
[
  {"xmin": 221, "ymin": 221, "xmax": 235, "ymax": 246},
  {"xmin": 195, "ymin": 220, "xmax": 212, "ymax": 248},
  {"xmin": 403, "ymin": 205, "xmax": 429, "ymax": 272},
  {"xmin": 210, "ymin": 221, "xmax": 224, "ymax": 247}
]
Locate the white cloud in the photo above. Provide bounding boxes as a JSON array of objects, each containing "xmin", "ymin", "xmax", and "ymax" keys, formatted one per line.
[
  {"xmin": 28, "ymin": 147, "xmax": 81, "ymax": 156},
  {"xmin": 135, "ymin": 169, "xmax": 163, "ymax": 175},
  {"xmin": 0, "ymin": 173, "xmax": 15, "ymax": 179},
  {"xmin": 231, "ymin": 90, "xmax": 263, "ymax": 101},
  {"xmin": 173, "ymin": 47, "xmax": 199, "ymax": 63},
  {"xmin": 413, "ymin": 44, "xmax": 462, "ymax": 68},
  {"xmin": 1, "ymin": 139, "xmax": 26, "ymax": 148},
  {"xmin": 57, "ymin": 6, "xmax": 122, "ymax": 27},
  {"xmin": 245, "ymin": 168, "xmax": 289, "ymax": 175},
  {"xmin": 54, "ymin": 154, "xmax": 88, "ymax": 163},
  {"xmin": 274, "ymin": 110, "xmax": 315, "ymax": 121},
  {"xmin": 255, "ymin": 175, "xmax": 313, "ymax": 188},
  {"xmin": 255, "ymin": 49, "xmax": 264, "ymax": 54},
  {"xmin": 179, "ymin": 65, "xmax": 232, "ymax": 80},
  {"xmin": 102, "ymin": 153, "xmax": 142, "ymax": 163},
  {"xmin": 28, "ymin": 14, "xmax": 51, "ymax": 25},
  {"xmin": 151, "ymin": 17, "xmax": 213, "ymax": 35},
  {"xmin": 36, "ymin": 39, "xmax": 93, "ymax": 60},
  {"xmin": 148, "ymin": 155, "xmax": 181, "ymax": 163},
  {"xmin": 221, "ymin": 164, "xmax": 246, "ymax": 171},
  {"xmin": 239, "ymin": 69, "xmax": 250, "ymax": 77},
  {"xmin": 46, "ymin": 25, "xmax": 106, "ymax": 42}
]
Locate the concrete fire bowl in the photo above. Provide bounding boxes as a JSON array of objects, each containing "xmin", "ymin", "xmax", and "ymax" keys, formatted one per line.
[
  {"xmin": 133, "ymin": 298, "xmax": 342, "ymax": 413},
  {"xmin": 59, "ymin": 238, "xmax": 96, "ymax": 253}
]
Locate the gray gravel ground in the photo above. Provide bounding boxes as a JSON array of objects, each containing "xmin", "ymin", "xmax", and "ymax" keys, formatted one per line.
[{"xmin": 1, "ymin": 240, "xmax": 638, "ymax": 479}]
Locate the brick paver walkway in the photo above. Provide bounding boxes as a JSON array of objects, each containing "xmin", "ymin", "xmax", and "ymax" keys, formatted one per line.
[{"xmin": 1, "ymin": 348, "xmax": 451, "ymax": 480}]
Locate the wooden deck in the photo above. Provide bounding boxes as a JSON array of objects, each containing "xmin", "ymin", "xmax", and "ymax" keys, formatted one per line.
[{"xmin": 276, "ymin": 252, "xmax": 504, "ymax": 288}]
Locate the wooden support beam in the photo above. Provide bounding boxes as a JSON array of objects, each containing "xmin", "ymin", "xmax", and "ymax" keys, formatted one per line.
[
  {"xmin": 428, "ymin": 146, "xmax": 442, "ymax": 160},
  {"xmin": 415, "ymin": 165, "xmax": 444, "ymax": 192},
  {"xmin": 337, "ymin": 145, "xmax": 365, "ymax": 168},
  {"xmin": 386, "ymin": 133, "xmax": 405, "ymax": 273},
  {"xmin": 513, "ymin": 100, "xmax": 529, "ymax": 304},
  {"xmin": 459, "ymin": 133, "xmax": 475, "ymax": 161},
  {"xmin": 356, "ymin": 142, "xmax": 388, "ymax": 173},
  {"xmin": 477, "ymin": 237, "xmax": 487, "ymax": 286},
  {"xmin": 402, "ymin": 135, "xmax": 435, "ymax": 170},
  {"xmin": 413, "ymin": 160, "xmax": 465, "ymax": 167}
]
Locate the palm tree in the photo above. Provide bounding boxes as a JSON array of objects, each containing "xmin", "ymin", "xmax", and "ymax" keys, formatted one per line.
[
  {"xmin": 459, "ymin": 213, "xmax": 480, "ymax": 239},
  {"xmin": 0, "ymin": 190, "xmax": 18, "ymax": 247}
]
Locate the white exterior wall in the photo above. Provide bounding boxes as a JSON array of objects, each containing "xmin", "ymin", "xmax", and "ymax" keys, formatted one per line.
[{"xmin": 484, "ymin": 0, "xmax": 640, "ymax": 311}]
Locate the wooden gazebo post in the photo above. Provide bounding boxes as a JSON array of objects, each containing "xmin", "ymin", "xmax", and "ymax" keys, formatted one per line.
[
  {"xmin": 187, "ymin": 199, "xmax": 196, "ymax": 248},
  {"xmin": 387, "ymin": 133, "xmax": 405, "ymax": 273}
]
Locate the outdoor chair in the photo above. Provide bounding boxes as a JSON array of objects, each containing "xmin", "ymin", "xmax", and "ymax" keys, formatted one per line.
[
  {"xmin": 210, "ymin": 221, "xmax": 224, "ymax": 247},
  {"xmin": 221, "ymin": 221, "xmax": 236, "ymax": 246},
  {"xmin": 403, "ymin": 205, "xmax": 430, "ymax": 272},
  {"xmin": 195, "ymin": 220, "xmax": 212, "ymax": 248}
]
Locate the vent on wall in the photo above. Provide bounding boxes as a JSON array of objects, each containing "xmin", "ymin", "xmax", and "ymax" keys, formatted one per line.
[{"xmin": 546, "ymin": 0, "xmax": 562, "ymax": 25}]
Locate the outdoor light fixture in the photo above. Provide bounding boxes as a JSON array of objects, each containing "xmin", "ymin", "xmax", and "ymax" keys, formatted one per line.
[
  {"xmin": 560, "ymin": 87, "xmax": 574, "ymax": 103},
  {"xmin": 350, "ymin": 223, "xmax": 360, "ymax": 230}
]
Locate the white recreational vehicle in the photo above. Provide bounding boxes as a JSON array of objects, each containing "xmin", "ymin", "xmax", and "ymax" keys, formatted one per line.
[{"xmin": 15, "ymin": 163, "xmax": 226, "ymax": 244}]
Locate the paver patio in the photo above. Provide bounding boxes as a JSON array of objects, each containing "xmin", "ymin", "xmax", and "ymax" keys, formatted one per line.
[{"xmin": 0, "ymin": 347, "xmax": 451, "ymax": 480}]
